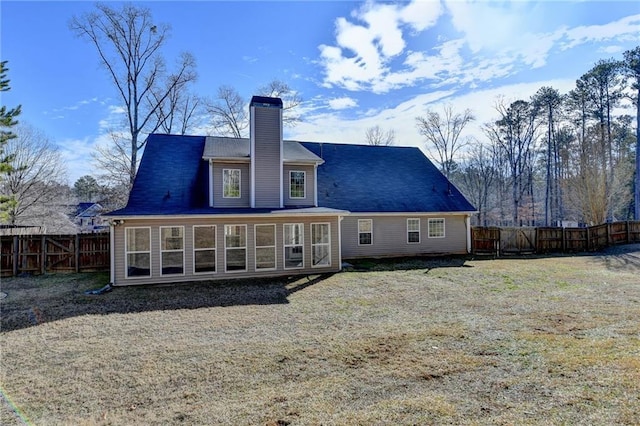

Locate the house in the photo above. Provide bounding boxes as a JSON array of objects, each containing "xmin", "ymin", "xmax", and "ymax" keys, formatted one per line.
[
  {"xmin": 74, "ymin": 202, "xmax": 108, "ymax": 233},
  {"xmin": 105, "ymin": 96, "xmax": 475, "ymax": 286}
]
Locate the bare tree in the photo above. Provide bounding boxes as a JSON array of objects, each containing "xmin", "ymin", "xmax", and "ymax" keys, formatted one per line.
[
  {"xmin": 70, "ymin": 3, "xmax": 197, "ymax": 185},
  {"xmin": 458, "ymin": 138, "xmax": 498, "ymax": 226},
  {"xmin": 0, "ymin": 123, "xmax": 68, "ymax": 225},
  {"xmin": 206, "ymin": 80, "xmax": 303, "ymax": 138},
  {"xmin": 206, "ymin": 85, "xmax": 248, "ymax": 138},
  {"xmin": 257, "ymin": 79, "xmax": 302, "ymax": 126},
  {"xmin": 365, "ymin": 125, "xmax": 395, "ymax": 146},
  {"xmin": 416, "ymin": 105, "xmax": 475, "ymax": 178},
  {"xmin": 92, "ymin": 131, "xmax": 135, "ymax": 210},
  {"xmin": 150, "ymin": 85, "xmax": 202, "ymax": 135},
  {"xmin": 484, "ymin": 99, "xmax": 540, "ymax": 226}
]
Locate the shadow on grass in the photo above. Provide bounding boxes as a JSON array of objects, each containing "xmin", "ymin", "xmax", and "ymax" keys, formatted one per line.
[{"xmin": 0, "ymin": 272, "xmax": 334, "ymax": 333}]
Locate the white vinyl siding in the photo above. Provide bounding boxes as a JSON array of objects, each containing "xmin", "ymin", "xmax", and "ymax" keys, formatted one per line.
[
  {"xmin": 223, "ymin": 169, "xmax": 241, "ymax": 198},
  {"xmin": 125, "ymin": 227, "xmax": 151, "ymax": 278},
  {"xmin": 289, "ymin": 171, "xmax": 305, "ymax": 199},
  {"xmin": 428, "ymin": 218, "xmax": 445, "ymax": 238},
  {"xmin": 284, "ymin": 223, "xmax": 304, "ymax": 269},
  {"xmin": 255, "ymin": 224, "xmax": 276, "ymax": 270},
  {"xmin": 312, "ymin": 223, "xmax": 331, "ymax": 267},
  {"xmin": 193, "ymin": 225, "xmax": 216, "ymax": 274},
  {"xmin": 225, "ymin": 225, "xmax": 247, "ymax": 272},
  {"xmin": 358, "ymin": 219, "xmax": 373, "ymax": 245},
  {"xmin": 160, "ymin": 226, "xmax": 184, "ymax": 275},
  {"xmin": 407, "ymin": 218, "xmax": 420, "ymax": 244}
]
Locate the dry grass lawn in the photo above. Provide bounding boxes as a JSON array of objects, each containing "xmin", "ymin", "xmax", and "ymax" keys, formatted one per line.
[{"xmin": 1, "ymin": 246, "xmax": 640, "ymax": 425}]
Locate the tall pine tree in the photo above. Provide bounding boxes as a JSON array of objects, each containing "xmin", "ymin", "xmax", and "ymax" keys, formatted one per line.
[{"xmin": 0, "ymin": 61, "xmax": 22, "ymax": 220}]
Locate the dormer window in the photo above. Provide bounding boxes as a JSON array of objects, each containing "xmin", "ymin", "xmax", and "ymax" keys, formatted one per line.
[
  {"xmin": 290, "ymin": 171, "xmax": 305, "ymax": 199},
  {"xmin": 223, "ymin": 169, "xmax": 241, "ymax": 198}
]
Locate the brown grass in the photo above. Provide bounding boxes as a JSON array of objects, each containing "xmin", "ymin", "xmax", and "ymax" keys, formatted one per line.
[{"xmin": 2, "ymin": 245, "xmax": 640, "ymax": 425}]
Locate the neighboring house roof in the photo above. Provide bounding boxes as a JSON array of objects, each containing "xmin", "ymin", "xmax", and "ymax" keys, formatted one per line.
[
  {"xmin": 302, "ymin": 142, "xmax": 476, "ymax": 213},
  {"xmin": 74, "ymin": 202, "xmax": 104, "ymax": 218},
  {"xmin": 203, "ymin": 137, "xmax": 323, "ymax": 164},
  {"xmin": 108, "ymin": 134, "xmax": 475, "ymax": 216}
]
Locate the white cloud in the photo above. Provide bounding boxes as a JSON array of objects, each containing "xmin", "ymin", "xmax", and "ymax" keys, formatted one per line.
[
  {"xmin": 319, "ymin": 0, "xmax": 443, "ymax": 93},
  {"xmin": 328, "ymin": 97, "xmax": 358, "ymax": 110},
  {"xmin": 562, "ymin": 14, "xmax": 640, "ymax": 50}
]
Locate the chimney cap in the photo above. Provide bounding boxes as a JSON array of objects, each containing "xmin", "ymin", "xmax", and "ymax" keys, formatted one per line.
[{"xmin": 250, "ymin": 96, "xmax": 283, "ymax": 108}]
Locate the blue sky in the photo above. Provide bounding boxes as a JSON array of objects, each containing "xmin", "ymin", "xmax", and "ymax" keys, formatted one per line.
[{"xmin": 2, "ymin": 0, "xmax": 639, "ymax": 184}]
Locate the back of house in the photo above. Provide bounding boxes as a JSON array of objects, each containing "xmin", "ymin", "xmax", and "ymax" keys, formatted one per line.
[{"xmin": 105, "ymin": 96, "xmax": 475, "ymax": 285}]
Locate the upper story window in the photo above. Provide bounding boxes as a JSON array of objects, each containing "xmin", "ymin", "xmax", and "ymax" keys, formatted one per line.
[
  {"xmin": 428, "ymin": 218, "xmax": 445, "ymax": 238},
  {"xmin": 358, "ymin": 219, "xmax": 373, "ymax": 245},
  {"xmin": 290, "ymin": 171, "xmax": 305, "ymax": 199},
  {"xmin": 223, "ymin": 169, "xmax": 241, "ymax": 198}
]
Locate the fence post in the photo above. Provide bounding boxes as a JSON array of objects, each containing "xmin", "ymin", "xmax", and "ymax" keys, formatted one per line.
[
  {"xmin": 586, "ymin": 227, "xmax": 591, "ymax": 251},
  {"xmin": 12, "ymin": 236, "xmax": 18, "ymax": 276},
  {"xmin": 41, "ymin": 235, "xmax": 46, "ymax": 274},
  {"xmin": 626, "ymin": 221, "xmax": 630, "ymax": 244},
  {"xmin": 607, "ymin": 222, "xmax": 612, "ymax": 245},
  {"xmin": 75, "ymin": 234, "xmax": 80, "ymax": 273},
  {"xmin": 562, "ymin": 227, "xmax": 566, "ymax": 252}
]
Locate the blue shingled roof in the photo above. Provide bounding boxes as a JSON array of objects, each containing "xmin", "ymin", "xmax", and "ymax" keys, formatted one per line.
[
  {"xmin": 301, "ymin": 142, "xmax": 475, "ymax": 213},
  {"xmin": 109, "ymin": 134, "xmax": 475, "ymax": 216},
  {"xmin": 109, "ymin": 134, "xmax": 208, "ymax": 215}
]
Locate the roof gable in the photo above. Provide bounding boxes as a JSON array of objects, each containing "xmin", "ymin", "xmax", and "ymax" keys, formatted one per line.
[{"xmin": 301, "ymin": 142, "xmax": 475, "ymax": 213}]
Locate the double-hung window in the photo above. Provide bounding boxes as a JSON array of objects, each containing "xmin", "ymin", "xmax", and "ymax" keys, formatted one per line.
[
  {"xmin": 290, "ymin": 171, "xmax": 305, "ymax": 199},
  {"xmin": 407, "ymin": 218, "xmax": 420, "ymax": 244},
  {"xmin": 194, "ymin": 225, "xmax": 216, "ymax": 274},
  {"xmin": 358, "ymin": 219, "xmax": 373, "ymax": 245},
  {"xmin": 255, "ymin": 224, "xmax": 276, "ymax": 270},
  {"xmin": 311, "ymin": 223, "xmax": 331, "ymax": 267},
  {"xmin": 160, "ymin": 226, "xmax": 184, "ymax": 275},
  {"xmin": 125, "ymin": 227, "xmax": 151, "ymax": 278},
  {"xmin": 428, "ymin": 218, "xmax": 445, "ymax": 238},
  {"xmin": 225, "ymin": 225, "xmax": 247, "ymax": 272},
  {"xmin": 284, "ymin": 223, "xmax": 304, "ymax": 269},
  {"xmin": 223, "ymin": 169, "xmax": 241, "ymax": 198}
]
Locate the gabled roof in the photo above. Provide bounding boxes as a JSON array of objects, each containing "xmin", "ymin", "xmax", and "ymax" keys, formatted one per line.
[
  {"xmin": 301, "ymin": 142, "xmax": 475, "ymax": 213},
  {"xmin": 203, "ymin": 137, "xmax": 323, "ymax": 164},
  {"xmin": 108, "ymin": 134, "xmax": 475, "ymax": 216},
  {"xmin": 74, "ymin": 202, "xmax": 103, "ymax": 218}
]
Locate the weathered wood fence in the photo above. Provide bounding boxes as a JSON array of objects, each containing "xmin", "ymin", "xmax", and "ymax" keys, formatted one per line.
[
  {"xmin": 0, "ymin": 233, "xmax": 110, "ymax": 277},
  {"xmin": 472, "ymin": 221, "xmax": 640, "ymax": 256}
]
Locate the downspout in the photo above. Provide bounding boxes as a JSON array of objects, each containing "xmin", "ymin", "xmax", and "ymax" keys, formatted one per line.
[
  {"xmin": 465, "ymin": 215, "xmax": 471, "ymax": 254},
  {"xmin": 110, "ymin": 221, "xmax": 115, "ymax": 284},
  {"xmin": 338, "ymin": 216, "xmax": 344, "ymax": 270}
]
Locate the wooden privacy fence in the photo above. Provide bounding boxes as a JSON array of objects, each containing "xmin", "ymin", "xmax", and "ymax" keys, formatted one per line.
[
  {"xmin": 472, "ymin": 221, "xmax": 640, "ymax": 256},
  {"xmin": 0, "ymin": 233, "xmax": 110, "ymax": 277}
]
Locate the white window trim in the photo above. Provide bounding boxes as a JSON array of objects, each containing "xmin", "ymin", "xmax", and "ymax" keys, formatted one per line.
[
  {"xmin": 125, "ymin": 226, "xmax": 151, "ymax": 279},
  {"xmin": 311, "ymin": 222, "xmax": 331, "ymax": 268},
  {"xmin": 289, "ymin": 170, "xmax": 306, "ymax": 199},
  {"xmin": 193, "ymin": 225, "xmax": 216, "ymax": 275},
  {"xmin": 224, "ymin": 224, "xmax": 247, "ymax": 273},
  {"xmin": 358, "ymin": 219, "xmax": 373, "ymax": 246},
  {"xmin": 284, "ymin": 223, "xmax": 304, "ymax": 270},
  {"xmin": 254, "ymin": 224, "xmax": 277, "ymax": 271},
  {"xmin": 407, "ymin": 218, "xmax": 421, "ymax": 244},
  {"xmin": 428, "ymin": 218, "xmax": 446, "ymax": 239},
  {"xmin": 160, "ymin": 226, "xmax": 185, "ymax": 276},
  {"xmin": 223, "ymin": 168, "xmax": 241, "ymax": 199}
]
